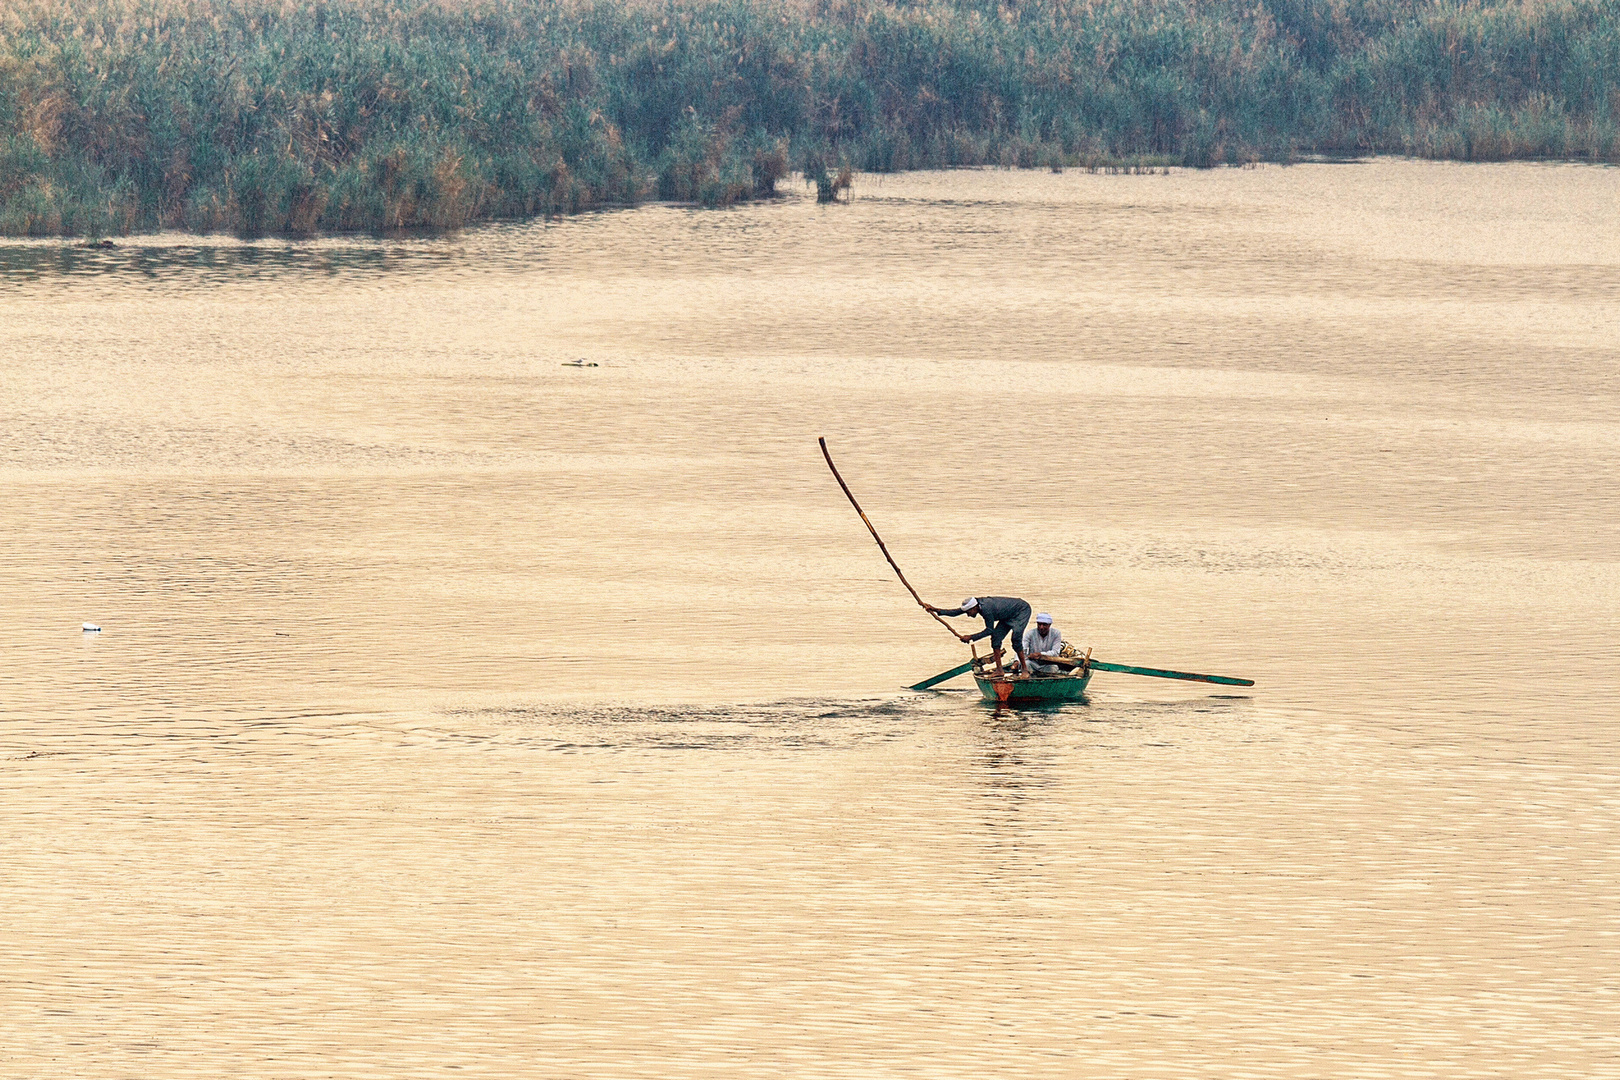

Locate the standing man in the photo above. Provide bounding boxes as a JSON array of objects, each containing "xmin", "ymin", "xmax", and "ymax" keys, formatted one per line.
[
  {"xmin": 924, "ymin": 596, "xmax": 1032, "ymax": 678},
  {"xmin": 1022, "ymin": 613, "xmax": 1064, "ymax": 675}
]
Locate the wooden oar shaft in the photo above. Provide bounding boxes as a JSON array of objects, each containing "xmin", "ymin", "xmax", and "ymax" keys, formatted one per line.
[
  {"xmin": 908, "ymin": 661, "xmax": 974, "ymax": 691},
  {"xmin": 819, "ymin": 437, "xmax": 959, "ymax": 639},
  {"xmin": 1088, "ymin": 660, "xmax": 1254, "ymax": 687}
]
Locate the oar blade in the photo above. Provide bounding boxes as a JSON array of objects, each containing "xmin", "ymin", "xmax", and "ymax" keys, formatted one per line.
[
  {"xmin": 1089, "ymin": 660, "xmax": 1254, "ymax": 687},
  {"xmin": 908, "ymin": 661, "xmax": 974, "ymax": 691}
]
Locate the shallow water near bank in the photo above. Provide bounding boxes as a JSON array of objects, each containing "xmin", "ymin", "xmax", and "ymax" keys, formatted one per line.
[{"xmin": 3, "ymin": 160, "xmax": 1618, "ymax": 1076}]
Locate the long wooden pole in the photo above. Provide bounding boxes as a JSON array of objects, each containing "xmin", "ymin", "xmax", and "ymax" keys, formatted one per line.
[{"xmin": 819, "ymin": 437, "xmax": 961, "ymax": 640}]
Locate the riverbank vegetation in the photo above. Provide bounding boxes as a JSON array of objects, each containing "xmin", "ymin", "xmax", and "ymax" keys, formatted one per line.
[{"xmin": 3, "ymin": 0, "xmax": 1617, "ymax": 235}]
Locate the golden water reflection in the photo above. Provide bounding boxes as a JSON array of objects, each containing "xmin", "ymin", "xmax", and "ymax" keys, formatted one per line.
[{"xmin": 3, "ymin": 161, "xmax": 1617, "ymax": 1076}]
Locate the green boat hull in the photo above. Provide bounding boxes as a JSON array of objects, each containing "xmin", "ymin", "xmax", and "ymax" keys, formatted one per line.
[{"xmin": 974, "ymin": 669, "xmax": 1093, "ymax": 704}]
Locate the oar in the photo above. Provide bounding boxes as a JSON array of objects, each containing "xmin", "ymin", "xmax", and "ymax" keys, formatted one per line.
[
  {"xmin": 1084, "ymin": 658, "xmax": 1252, "ymax": 686},
  {"xmin": 1030, "ymin": 654, "xmax": 1257, "ymax": 689},
  {"xmin": 908, "ymin": 661, "xmax": 974, "ymax": 691}
]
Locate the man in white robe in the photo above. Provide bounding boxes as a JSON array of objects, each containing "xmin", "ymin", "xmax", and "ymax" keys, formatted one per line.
[{"xmin": 1021, "ymin": 613, "xmax": 1065, "ymax": 674}]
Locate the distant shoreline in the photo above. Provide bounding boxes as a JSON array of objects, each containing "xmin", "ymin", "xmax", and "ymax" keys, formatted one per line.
[
  {"xmin": 3, "ymin": 158, "xmax": 1607, "ymax": 249},
  {"xmin": 3, "ymin": 156, "xmax": 1616, "ymax": 248}
]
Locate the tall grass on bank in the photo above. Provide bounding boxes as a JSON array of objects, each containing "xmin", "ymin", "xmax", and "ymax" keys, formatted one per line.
[{"xmin": 3, "ymin": 0, "xmax": 1617, "ymax": 236}]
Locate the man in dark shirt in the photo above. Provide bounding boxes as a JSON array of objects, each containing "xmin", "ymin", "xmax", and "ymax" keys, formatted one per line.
[{"xmin": 924, "ymin": 596, "xmax": 1033, "ymax": 678}]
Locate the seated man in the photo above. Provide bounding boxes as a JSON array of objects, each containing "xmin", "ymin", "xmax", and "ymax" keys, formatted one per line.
[
  {"xmin": 924, "ymin": 596, "xmax": 1032, "ymax": 678},
  {"xmin": 1022, "ymin": 613, "xmax": 1065, "ymax": 674}
]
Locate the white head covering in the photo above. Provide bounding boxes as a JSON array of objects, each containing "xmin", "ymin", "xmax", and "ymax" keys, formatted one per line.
[
  {"xmin": 961, "ymin": 597, "xmax": 979, "ymax": 611},
  {"xmin": 1035, "ymin": 612, "xmax": 1052, "ymax": 624}
]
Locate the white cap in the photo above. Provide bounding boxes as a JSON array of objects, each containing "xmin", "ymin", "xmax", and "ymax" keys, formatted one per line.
[
  {"xmin": 1035, "ymin": 612, "xmax": 1052, "ymax": 624},
  {"xmin": 961, "ymin": 597, "xmax": 979, "ymax": 611}
]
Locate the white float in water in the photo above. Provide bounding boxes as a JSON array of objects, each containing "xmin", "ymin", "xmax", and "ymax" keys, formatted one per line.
[{"xmin": 82, "ymin": 623, "xmax": 101, "ymax": 632}]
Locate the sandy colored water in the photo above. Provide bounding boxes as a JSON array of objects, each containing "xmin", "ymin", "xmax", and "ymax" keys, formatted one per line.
[{"xmin": 2, "ymin": 160, "xmax": 1618, "ymax": 1076}]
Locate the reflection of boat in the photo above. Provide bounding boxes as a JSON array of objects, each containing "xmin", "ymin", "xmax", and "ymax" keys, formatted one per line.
[{"xmin": 973, "ymin": 661, "xmax": 1092, "ymax": 704}]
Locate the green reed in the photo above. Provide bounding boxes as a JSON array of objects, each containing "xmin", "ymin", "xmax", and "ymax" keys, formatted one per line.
[{"xmin": 2, "ymin": 0, "xmax": 1616, "ymax": 236}]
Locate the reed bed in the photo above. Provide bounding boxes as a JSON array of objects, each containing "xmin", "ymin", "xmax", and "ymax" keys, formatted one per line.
[{"xmin": 3, "ymin": 0, "xmax": 1616, "ymax": 235}]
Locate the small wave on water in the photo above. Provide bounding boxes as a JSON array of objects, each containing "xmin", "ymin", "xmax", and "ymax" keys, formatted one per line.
[
  {"xmin": 443, "ymin": 695, "xmax": 931, "ymax": 753},
  {"xmin": 401, "ymin": 688, "xmax": 1263, "ymax": 757}
]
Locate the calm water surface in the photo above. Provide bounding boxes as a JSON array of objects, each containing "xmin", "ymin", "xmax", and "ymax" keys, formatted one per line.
[{"xmin": 3, "ymin": 160, "xmax": 1618, "ymax": 1077}]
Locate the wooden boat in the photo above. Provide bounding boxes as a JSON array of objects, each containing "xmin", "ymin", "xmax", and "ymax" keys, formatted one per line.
[
  {"xmin": 973, "ymin": 663, "xmax": 1093, "ymax": 704},
  {"xmin": 911, "ymin": 653, "xmax": 1251, "ymax": 701},
  {"xmin": 820, "ymin": 439, "xmax": 1256, "ymax": 705}
]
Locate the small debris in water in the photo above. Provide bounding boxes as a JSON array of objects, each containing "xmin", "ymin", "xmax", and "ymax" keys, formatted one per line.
[
  {"xmin": 78, "ymin": 239, "xmax": 115, "ymax": 249},
  {"xmin": 82, "ymin": 622, "xmax": 101, "ymax": 632}
]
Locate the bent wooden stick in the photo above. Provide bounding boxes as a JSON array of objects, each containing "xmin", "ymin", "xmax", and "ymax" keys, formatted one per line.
[{"xmin": 819, "ymin": 436, "xmax": 960, "ymax": 639}]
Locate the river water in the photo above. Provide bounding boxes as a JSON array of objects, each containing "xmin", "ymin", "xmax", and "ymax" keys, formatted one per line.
[{"xmin": 3, "ymin": 160, "xmax": 1617, "ymax": 1077}]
